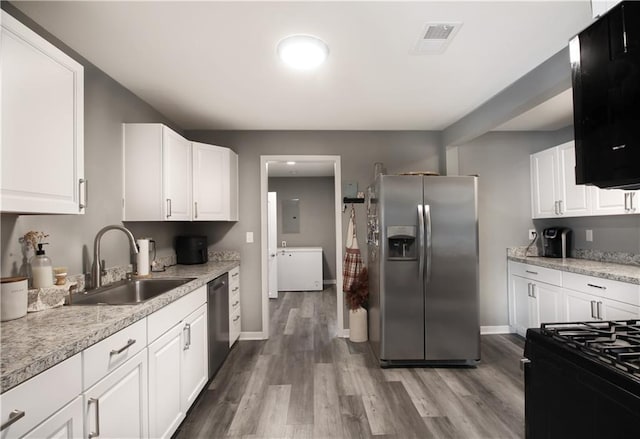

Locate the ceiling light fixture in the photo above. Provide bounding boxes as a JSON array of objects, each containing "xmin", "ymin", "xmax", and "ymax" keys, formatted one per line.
[{"xmin": 277, "ymin": 34, "xmax": 329, "ymax": 70}]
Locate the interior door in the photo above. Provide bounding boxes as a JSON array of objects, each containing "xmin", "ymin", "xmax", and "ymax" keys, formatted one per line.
[{"xmin": 267, "ymin": 192, "xmax": 278, "ymax": 299}]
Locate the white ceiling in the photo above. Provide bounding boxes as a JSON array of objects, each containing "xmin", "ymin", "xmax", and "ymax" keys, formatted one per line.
[{"xmin": 13, "ymin": 1, "xmax": 592, "ymax": 131}]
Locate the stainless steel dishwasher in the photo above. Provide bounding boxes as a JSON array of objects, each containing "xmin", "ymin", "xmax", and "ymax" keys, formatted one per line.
[{"xmin": 208, "ymin": 273, "xmax": 230, "ymax": 379}]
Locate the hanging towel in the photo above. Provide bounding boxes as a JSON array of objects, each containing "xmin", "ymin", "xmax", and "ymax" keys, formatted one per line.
[{"xmin": 343, "ymin": 206, "xmax": 363, "ymax": 293}]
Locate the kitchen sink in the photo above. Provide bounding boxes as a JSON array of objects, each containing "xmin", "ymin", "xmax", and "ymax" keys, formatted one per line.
[{"xmin": 70, "ymin": 277, "xmax": 196, "ymax": 305}]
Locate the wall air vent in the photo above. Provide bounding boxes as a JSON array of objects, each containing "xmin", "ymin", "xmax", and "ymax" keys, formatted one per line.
[{"xmin": 411, "ymin": 22, "xmax": 462, "ymax": 55}]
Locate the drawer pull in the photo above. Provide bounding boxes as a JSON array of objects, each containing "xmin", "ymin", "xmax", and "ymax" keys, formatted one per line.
[
  {"xmin": 0, "ymin": 409, "xmax": 26, "ymax": 431},
  {"xmin": 590, "ymin": 300, "xmax": 597, "ymax": 319},
  {"xmin": 183, "ymin": 323, "xmax": 191, "ymax": 350},
  {"xmin": 233, "ymin": 301, "xmax": 240, "ymax": 307},
  {"xmin": 110, "ymin": 339, "xmax": 136, "ymax": 356},
  {"xmin": 232, "ymin": 271, "xmax": 239, "ymax": 278},
  {"xmin": 597, "ymin": 301, "xmax": 603, "ymax": 320},
  {"xmin": 88, "ymin": 398, "xmax": 100, "ymax": 438},
  {"xmin": 232, "ymin": 287, "xmax": 239, "ymax": 292},
  {"xmin": 525, "ymin": 270, "xmax": 538, "ymax": 275},
  {"xmin": 587, "ymin": 283, "xmax": 606, "ymax": 290},
  {"xmin": 233, "ymin": 315, "xmax": 240, "ymax": 322}
]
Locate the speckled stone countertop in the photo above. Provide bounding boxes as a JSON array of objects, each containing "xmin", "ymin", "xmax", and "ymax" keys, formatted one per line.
[
  {"xmin": 0, "ymin": 260, "xmax": 239, "ymax": 394},
  {"xmin": 507, "ymin": 248, "xmax": 640, "ymax": 285}
]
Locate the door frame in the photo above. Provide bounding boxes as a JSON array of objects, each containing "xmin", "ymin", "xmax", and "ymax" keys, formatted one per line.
[{"xmin": 260, "ymin": 155, "xmax": 345, "ymax": 339}]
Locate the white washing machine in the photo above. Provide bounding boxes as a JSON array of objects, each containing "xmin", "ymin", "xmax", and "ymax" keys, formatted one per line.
[{"xmin": 277, "ymin": 247, "xmax": 323, "ymax": 291}]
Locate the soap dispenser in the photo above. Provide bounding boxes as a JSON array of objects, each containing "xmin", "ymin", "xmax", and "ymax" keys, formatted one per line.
[{"xmin": 30, "ymin": 243, "xmax": 53, "ymax": 288}]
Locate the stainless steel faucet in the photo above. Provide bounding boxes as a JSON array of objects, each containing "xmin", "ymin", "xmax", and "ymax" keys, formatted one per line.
[{"xmin": 91, "ymin": 225, "xmax": 139, "ymax": 289}]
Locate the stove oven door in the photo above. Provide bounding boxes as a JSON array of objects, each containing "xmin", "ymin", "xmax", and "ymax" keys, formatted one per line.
[{"xmin": 524, "ymin": 335, "xmax": 640, "ymax": 438}]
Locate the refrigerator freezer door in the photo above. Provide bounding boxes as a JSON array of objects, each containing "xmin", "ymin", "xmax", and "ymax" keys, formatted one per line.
[
  {"xmin": 378, "ymin": 175, "xmax": 424, "ymax": 360},
  {"xmin": 423, "ymin": 176, "xmax": 480, "ymax": 361}
]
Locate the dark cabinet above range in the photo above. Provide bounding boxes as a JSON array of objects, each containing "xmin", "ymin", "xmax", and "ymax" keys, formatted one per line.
[{"xmin": 570, "ymin": 1, "xmax": 640, "ymax": 190}]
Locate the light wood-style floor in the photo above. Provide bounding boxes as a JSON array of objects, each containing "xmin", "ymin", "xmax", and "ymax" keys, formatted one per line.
[{"xmin": 175, "ymin": 288, "xmax": 525, "ymax": 438}]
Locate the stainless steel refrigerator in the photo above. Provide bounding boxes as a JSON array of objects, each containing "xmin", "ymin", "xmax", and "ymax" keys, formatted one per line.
[{"xmin": 367, "ymin": 175, "xmax": 480, "ymax": 366}]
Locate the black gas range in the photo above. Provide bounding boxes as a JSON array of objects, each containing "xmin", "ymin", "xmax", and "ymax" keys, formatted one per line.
[{"xmin": 523, "ymin": 320, "xmax": 640, "ymax": 439}]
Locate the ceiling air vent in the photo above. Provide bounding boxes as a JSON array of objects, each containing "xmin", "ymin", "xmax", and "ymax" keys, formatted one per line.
[{"xmin": 411, "ymin": 22, "xmax": 462, "ymax": 55}]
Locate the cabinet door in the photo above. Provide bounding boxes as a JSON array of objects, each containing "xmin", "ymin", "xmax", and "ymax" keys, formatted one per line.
[
  {"xmin": 510, "ymin": 275, "xmax": 531, "ymax": 337},
  {"xmin": 530, "ymin": 148, "xmax": 559, "ymax": 218},
  {"xmin": 163, "ymin": 128, "xmax": 192, "ymax": 221},
  {"xmin": 557, "ymin": 142, "xmax": 590, "ymax": 217},
  {"xmin": 84, "ymin": 349, "xmax": 148, "ymax": 439},
  {"xmin": 591, "ymin": 188, "xmax": 628, "ymax": 215},
  {"xmin": 601, "ymin": 300, "xmax": 640, "ymax": 320},
  {"xmin": 148, "ymin": 324, "xmax": 184, "ymax": 439},
  {"xmin": 192, "ymin": 143, "xmax": 229, "ymax": 221},
  {"xmin": 531, "ymin": 282, "xmax": 564, "ymax": 327},
  {"xmin": 24, "ymin": 397, "xmax": 83, "ymax": 439},
  {"xmin": 1, "ymin": 11, "xmax": 84, "ymax": 214},
  {"xmin": 565, "ymin": 289, "xmax": 600, "ymax": 321},
  {"xmin": 182, "ymin": 304, "xmax": 208, "ymax": 411}
]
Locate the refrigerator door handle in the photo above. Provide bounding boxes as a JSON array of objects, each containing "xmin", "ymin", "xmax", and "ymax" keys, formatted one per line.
[
  {"xmin": 424, "ymin": 204, "xmax": 432, "ymax": 283},
  {"xmin": 418, "ymin": 204, "xmax": 425, "ymax": 282}
]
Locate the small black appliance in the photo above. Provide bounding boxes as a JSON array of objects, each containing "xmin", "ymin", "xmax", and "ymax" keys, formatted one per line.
[
  {"xmin": 175, "ymin": 235, "xmax": 208, "ymax": 265},
  {"xmin": 542, "ymin": 227, "xmax": 571, "ymax": 258}
]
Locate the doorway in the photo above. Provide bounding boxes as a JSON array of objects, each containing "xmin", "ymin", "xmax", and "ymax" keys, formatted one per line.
[{"xmin": 260, "ymin": 155, "xmax": 344, "ymax": 339}]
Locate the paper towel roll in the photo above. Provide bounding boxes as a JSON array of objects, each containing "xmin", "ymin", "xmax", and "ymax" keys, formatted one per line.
[{"xmin": 136, "ymin": 239, "xmax": 150, "ymax": 276}]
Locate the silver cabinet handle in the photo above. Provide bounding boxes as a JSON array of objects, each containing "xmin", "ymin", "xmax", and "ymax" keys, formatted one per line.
[
  {"xmin": 554, "ymin": 201, "xmax": 559, "ymax": 215},
  {"xmin": 590, "ymin": 300, "xmax": 597, "ymax": 319},
  {"xmin": 194, "ymin": 201, "xmax": 198, "ymax": 219},
  {"xmin": 527, "ymin": 282, "xmax": 532, "ymax": 297},
  {"xmin": 110, "ymin": 339, "xmax": 136, "ymax": 356},
  {"xmin": 88, "ymin": 398, "xmax": 100, "ymax": 438},
  {"xmin": 166, "ymin": 198, "xmax": 172, "ymax": 218},
  {"xmin": 525, "ymin": 270, "xmax": 538, "ymax": 275},
  {"xmin": 232, "ymin": 300, "xmax": 240, "ymax": 307},
  {"xmin": 624, "ymin": 192, "xmax": 630, "ymax": 212},
  {"xmin": 79, "ymin": 178, "xmax": 88, "ymax": 209},
  {"xmin": 232, "ymin": 286, "xmax": 239, "ymax": 293},
  {"xmin": 232, "ymin": 271, "xmax": 239, "ymax": 278},
  {"xmin": 558, "ymin": 200, "xmax": 563, "ymax": 215},
  {"xmin": 183, "ymin": 323, "xmax": 191, "ymax": 350},
  {"xmin": 233, "ymin": 315, "xmax": 240, "ymax": 322},
  {"xmin": 520, "ymin": 358, "xmax": 531, "ymax": 371},
  {"xmin": 587, "ymin": 283, "xmax": 606, "ymax": 290},
  {"xmin": 630, "ymin": 193, "xmax": 636, "ymax": 213},
  {"xmin": 597, "ymin": 301, "xmax": 603, "ymax": 320},
  {"xmin": 531, "ymin": 284, "xmax": 536, "ymax": 299},
  {"xmin": 0, "ymin": 409, "xmax": 26, "ymax": 431}
]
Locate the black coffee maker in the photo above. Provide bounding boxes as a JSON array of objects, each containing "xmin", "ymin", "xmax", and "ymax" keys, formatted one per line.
[{"xmin": 542, "ymin": 227, "xmax": 571, "ymax": 258}]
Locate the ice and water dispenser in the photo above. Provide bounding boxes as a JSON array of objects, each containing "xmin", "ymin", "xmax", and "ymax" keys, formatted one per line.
[{"xmin": 387, "ymin": 226, "xmax": 417, "ymax": 260}]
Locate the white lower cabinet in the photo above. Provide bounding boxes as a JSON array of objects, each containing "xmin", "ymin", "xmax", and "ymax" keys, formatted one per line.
[
  {"xmin": 24, "ymin": 396, "xmax": 83, "ymax": 439},
  {"xmin": 147, "ymin": 287, "xmax": 208, "ymax": 439},
  {"xmin": 508, "ymin": 261, "xmax": 564, "ymax": 337},
  {"xmin": 83, "ymin": 349, "xmax": 148, "ymax": 439}
]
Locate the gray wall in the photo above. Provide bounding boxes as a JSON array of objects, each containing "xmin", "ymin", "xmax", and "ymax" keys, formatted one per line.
[
  {"xmin": 185, "ymin": 130, "xmax": 441, "ymax": 331},
  {"xmin": 0, "ymin": 4, "xmax": 183, "ymax": 279},
  {"xmin": 456, "ymin": 129, "xmax": 573, "ymax": 327},
  {"xmin": 268, "ymin": 177, "xmax": 337, "ymax": 282}
]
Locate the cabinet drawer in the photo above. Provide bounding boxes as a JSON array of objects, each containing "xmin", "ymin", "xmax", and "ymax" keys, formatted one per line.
[
  {"xmin": 509, "ymin": 261, "xmax": 562, "ymax": 286},
  {"xmin": 0, "ymin": 354, "xmax": 81, "ymax": 439},
  {"xmin": 83, "ymin": 318, "xmax": 147, "ymax": 390},
  {"xmin": 230, "ymin": 309, "xmax": 241, "ymax": 346},
  {"xmin": 563, "ymin": 271, "xmax": 640, "ymax": 307},
  {"xmin": 148, "ymin": 285, "xmax": 206, "ymax": 343}
]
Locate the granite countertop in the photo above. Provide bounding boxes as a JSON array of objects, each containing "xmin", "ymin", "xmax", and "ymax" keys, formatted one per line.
[
  {"xmin": 507, "ymin": 249, "xmax": 640, "ymax": 285},
  {"xmin": 0, "ymin": 260, "xmax": 239, "ymax": 394}
]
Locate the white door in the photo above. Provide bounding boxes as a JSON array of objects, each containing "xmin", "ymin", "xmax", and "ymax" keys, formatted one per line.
[
  {"xmin": 24, "ymin": 397, "xmax": 83, "ymax": 439},
  {"xmin": 163, "ymin": 127, "xmax": 192, "ymax": 220},
  {"xmin": 565, "ymin": 289, "xmax": 600, "ymax": 321},
  {"xmin": 148, "ymin": 324, "xmax": 183, "ymax": 439},
  {"xmin": 509, "ymin": 274, "xmax": 531, "ymax": 337},
  {"xmin": 530, "ymin": 148, "xmax": 559, "ymax": 218},
  {"xmin": 531, "ymin": 282, "xmax": 564, "ymax": 327},
  {"xmin": 557, "ymin": 142, "xmax": 590, "ymax": 217},
  {"xmin": 268, "ymin": 192, "xmax": 279, "ymax": 299},
  {"xmin": 84, "ymin": 349, "xmax": 148, "ymax": 439},
  {"xmin": 181, "ymin": 304, "xmax": 208, "ymax": 412},
  {"xmin": 192, "ymin": 142, "xmax": 228, "ymax": 221}
]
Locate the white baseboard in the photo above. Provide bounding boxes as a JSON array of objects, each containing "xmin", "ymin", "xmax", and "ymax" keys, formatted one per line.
[
  {"xmin": 239, "ymin": 331, "xmax": 267, "ymax": 341},
  {"xmin": 340, "ymin": 329, "xmax": 350, "ymax": 338},
  {"xmin": 323, "ymin": 279, "xmax": 337, "ymax": 285},
  {"xmin": 480, "ymin": 325, "xmax": 513, "ymax": 335}
]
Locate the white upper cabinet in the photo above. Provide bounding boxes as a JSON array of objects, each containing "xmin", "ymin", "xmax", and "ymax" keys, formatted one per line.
[
  {"xmin": 123, "ymin": 123, "xmax": 192, "ymax": 221},
  {"xmin": 192, "ymin": 142, "xmax": 239, "ymax": 221},
  {"xmin": 0, "ymin": 11, "xmax": 85, "ymax": 214},
  {"xmin": 591, "ymin": 188, "xmax": 640, "ymax": 216},
  {"xmin": 531, "ymin": 141, "xmax": 590, "ymax": 218}
]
